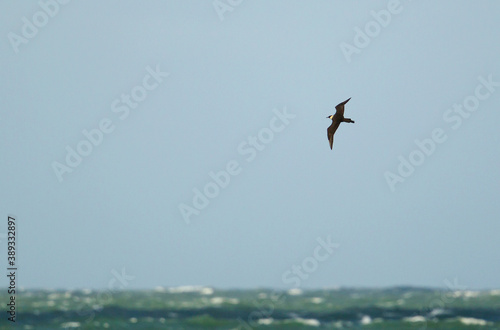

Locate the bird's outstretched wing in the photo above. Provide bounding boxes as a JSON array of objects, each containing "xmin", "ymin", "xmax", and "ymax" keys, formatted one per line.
[
  {"xmin": 327, "ymin": 121, "xmax": 341, "ymax": 150},
  {"xmin": 335, "ymin": 97, "xmax": 351, "ymax": 116}
]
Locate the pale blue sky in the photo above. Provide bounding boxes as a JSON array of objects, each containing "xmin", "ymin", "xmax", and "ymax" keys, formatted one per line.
[{"xmin": 1, "ymin": 0, "xmax": 499, "ymax": 290}]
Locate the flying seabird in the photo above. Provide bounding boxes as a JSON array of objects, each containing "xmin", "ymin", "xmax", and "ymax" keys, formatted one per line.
[{"xmin": 326, "ymin": 98, "xmax": 355, "ymax": 150}]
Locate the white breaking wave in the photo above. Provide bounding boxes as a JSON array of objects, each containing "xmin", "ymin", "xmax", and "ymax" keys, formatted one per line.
[
  {"xmin": 292, "ymin": 318, "xmax": 320, "ymax": 327},
  {"xmin": 489, "ymin": 289, "xmax": 500, "ymax": 296},
  {"xmin": 429, "ymin": 308, "xmax": 447, "ymax": 317},
  {"xmin": 60, "ymin": 322, "xmax": 81, "ymax": 328},
  {"xmin": 360, "ymin": 315, "xmax": 372, "ymax": 325},
  {"xmin": 287, "ymin": 288, "xmax": 303, "ymax": 296},
  {"xmin": 451, "ymin": 290, "xmax": 480, "ymax": 298},
  {"xmin": 154, "ymin": 286, "xmax": 167, "ymax": 292},
  {"xmin": 458, "ymin": 317, "xmax": 488, "ymax": 326},
  {"xmin": 258, "ymin": 318, "xmax": 274, "ymax": 325},
  {"xmin": 200, "ymin": 287, "xmax": 214, "ymax": 295},
  {"xmin": 166, "ymin": 285, "xmax": 214, "ymax": 295},
  {"xmin": 258, "ymin": 292, "xmax": 268, "ymax": 299},
  {"xmin": 209, "ymin": 297, "xmax": 239, "ymax": 305},
  {"xmin": 210, "ymin": 297, "xmax": 224, "ymax": 304},
  {"xmin": 310, "ymin": 297, "xmax": 324, "ymax": 304},
  {"xmin": 403, "ymin": 315, "xmax": 426, "ymax": 322}
]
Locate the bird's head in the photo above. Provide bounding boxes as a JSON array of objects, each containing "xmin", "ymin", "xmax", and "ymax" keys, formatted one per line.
[{"xmin": 327, "ymin": 115, "xmax": 333, "ymax": 119}]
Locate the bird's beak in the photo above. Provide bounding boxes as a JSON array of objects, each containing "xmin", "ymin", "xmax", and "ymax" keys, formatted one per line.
[{"xmin": 326, "ymin": 116, "xmax": 330, "ymax": 118}]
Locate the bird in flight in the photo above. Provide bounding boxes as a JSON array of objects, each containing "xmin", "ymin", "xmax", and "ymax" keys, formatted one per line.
[{"xmin": 326, "ymin": 98, "xmax": 355, "ymax": 150}]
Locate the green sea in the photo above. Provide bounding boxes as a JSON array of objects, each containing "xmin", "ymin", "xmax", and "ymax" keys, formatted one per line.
[{"xmin": 2, "ymin": 286, "xmax": 500, "ymax": 329}]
